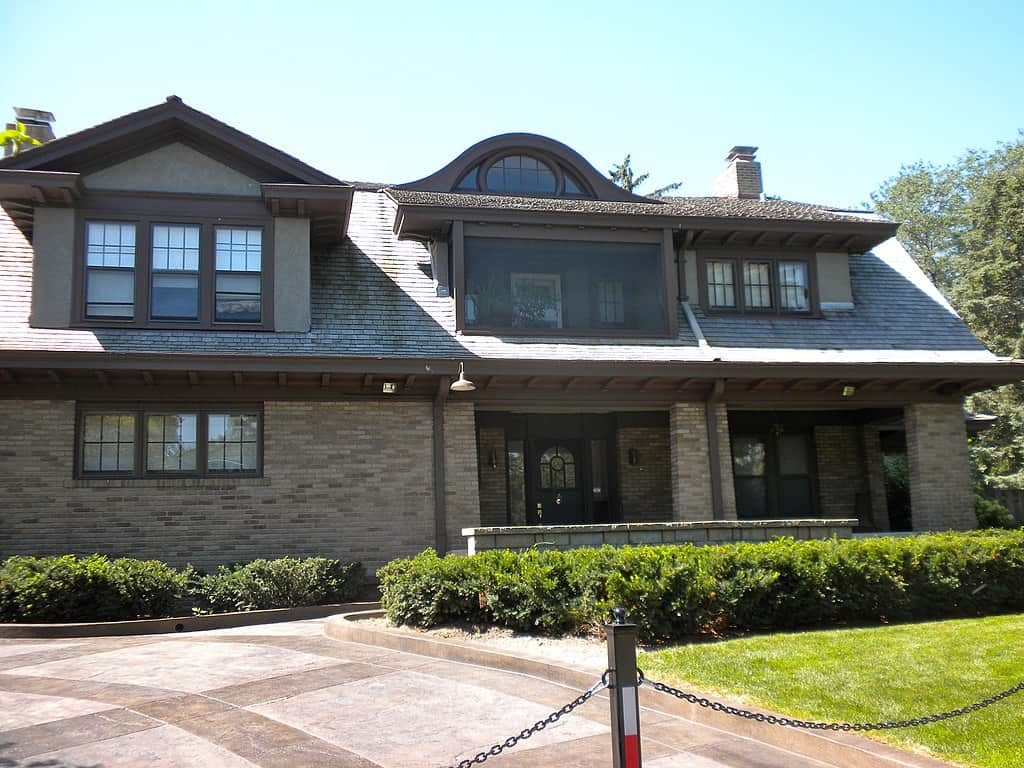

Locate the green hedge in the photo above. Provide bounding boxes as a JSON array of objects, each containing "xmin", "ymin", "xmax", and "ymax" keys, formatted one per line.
[
  {"xmin": 0, "ymin": 554, "xmax": 363, "ymax": 623},
  {"xmin": 190, "ymin": 557, "xmax": 364, "ymax": 614},
  {"xmin": 378, "ymin": 530, "xmax": 1024, "ymax": 642}
]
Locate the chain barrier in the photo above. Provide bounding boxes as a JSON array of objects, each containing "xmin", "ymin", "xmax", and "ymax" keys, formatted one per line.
[
  {"xmin": 638, "ymin": 669, "xmax": 1024, "ymax": 731},
  {"xmin": 446, "ymin": 674, "xmax": 609, "ymax": 768}
]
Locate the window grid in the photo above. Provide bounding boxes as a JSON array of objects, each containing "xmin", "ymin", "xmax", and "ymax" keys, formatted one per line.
[
  {"xmin": 85, "ymin": 222, "xmax": 136, "ymax": 318},
  {"xmin": 146, "ymin": 414, "xmax": 198, "ymax": 472},
  {"xmin": 151, "ymin": 224, "xmax": 201, "ymax": 320},
  {"xmin": 81, "ymin": 414, "xmax": 135, "ymax": 472},
  {"xmin": 539, "ymin": 445, "xmax": 577, "ymax": 490},
  {"xmin": 779, "ymin": 261, "xmax": 810, "ymax": 311},
  {"xmin": 207, "ymin": 414, "xmax": 259, "ymax": 472},
  {"xmin": 706, "ymin": 260, "xmax": 736, "ymax": 308},
  {"xmin": 597, "ymin": 280, "xmax": 625, "ymax": 325},
  {"xmin": 214, "ymin": 227, "xmax": 262, "ymax": 323},
  {"xmin": 485, "ymin": 155, "xmax": 557, "ymax": 194},
  {"xmin": 743, "ymin": 262, "xmax": 773, "ymax": 309}
]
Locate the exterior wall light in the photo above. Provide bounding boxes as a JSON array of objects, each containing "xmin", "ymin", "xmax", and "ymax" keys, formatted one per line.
[
  {"xmin": 382, "ymin": 382, "xmax": 398, "ymax": 394},
  {"xmin": 628, "ymin": 448, "xmax": 640, "ymax": 466},
  {"xmin": 841, "ymin": 384, "xmax": 857, "ymax": 398},
  {"xmin": 450, "ymin": 361, "xmax": 476, "ymax": 392}
]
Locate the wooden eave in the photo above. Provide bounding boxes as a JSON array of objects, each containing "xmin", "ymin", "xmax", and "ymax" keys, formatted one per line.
[
  {"xmin": 261, "ymin": 183, "xmax": 355, "ymax": 246},
  {"xmin": 393, "ymin": 202, "xmax": 899, "ymax": 253},
  {"xmin": 0, "ymin": 169, "xmax": 84, "ymax": 237}
]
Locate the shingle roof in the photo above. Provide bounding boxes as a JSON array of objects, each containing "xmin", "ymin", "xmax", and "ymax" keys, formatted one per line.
[
  {"xmin": 386, "ymin": 188, "xmax": 878, "ymax": 224},
  {"xmin": 0, "ymin": 191, "xmax": 1000, "ymax": 366}
]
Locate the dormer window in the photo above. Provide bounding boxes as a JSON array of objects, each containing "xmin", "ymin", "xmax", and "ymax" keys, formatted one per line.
[
  {"xmin": 699, "ymin": 252, "xmax": 816, "ymax": 315},
  {"xmin": 485, "ymin": 155, "xmax": 556, "ymax": 194}
]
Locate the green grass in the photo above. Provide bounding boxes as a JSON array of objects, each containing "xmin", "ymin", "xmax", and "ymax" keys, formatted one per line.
[{"xmin": 642, "ymin": 614, "xmax": 1024, "ymax": 768}]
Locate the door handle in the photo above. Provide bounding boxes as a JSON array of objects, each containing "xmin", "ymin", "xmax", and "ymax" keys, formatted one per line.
[
  {"xmin": 555, "ymin": 492, "xmax": 563, "ymax": 506},
  {"xmin": 536, "ymin": 502, "xmax": 543, "ymax": 521}
]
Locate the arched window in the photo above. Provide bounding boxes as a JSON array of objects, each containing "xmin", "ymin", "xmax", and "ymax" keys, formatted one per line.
[
  {"xmin": 485, "ymin": 155, "xmax": 556, "ymax": 194},
  {"xmin": 455, "ymin": 165, "xmax": 480, "ymax": 191},
  {"xmin": 539, "ymin": 444, "xmax": 576, "ymax": 489}
]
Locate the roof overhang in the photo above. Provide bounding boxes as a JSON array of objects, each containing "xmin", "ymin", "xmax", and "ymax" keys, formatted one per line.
[
  {"xmin": 261, "ymin": 183, "xmax": 354, "ymax": 247},
  {"xmin": 0, "ymin": 170, "xmax": 83, "ymax": 237},
  {"xmin": 392, "ymin": 199, "xmax": 899, "ymax": 253}
]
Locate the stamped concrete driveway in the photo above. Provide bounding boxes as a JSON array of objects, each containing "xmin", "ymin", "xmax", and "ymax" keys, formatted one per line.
[{"xmin": 0, "ymin": 620, "xmax": 840, "ymax": 768}]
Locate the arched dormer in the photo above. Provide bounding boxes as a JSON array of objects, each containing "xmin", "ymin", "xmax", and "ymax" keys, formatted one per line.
[{"xmin": 397, "ymin": 133, "xmax": 652, "ymax": 203}]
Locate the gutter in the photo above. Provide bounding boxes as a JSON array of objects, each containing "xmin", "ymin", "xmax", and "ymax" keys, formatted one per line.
[
  {"xmin": 432, "ymin": 377, "xmax": 451, "ymax": 554},
  {"xmin": 681, "ymin": 302, "xmax": 710, "ymax": 350}
]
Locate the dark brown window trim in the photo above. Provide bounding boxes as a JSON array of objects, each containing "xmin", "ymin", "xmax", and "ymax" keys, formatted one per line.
[
  {"xmin": 466, "ymin": 149, "xmax": 595, "ymax": 199},
  {"xmin": 452, "ymin": 225, "xmax": 678, "ymax": 338},
  {"xmin": 696, "ymin": 249, "xmax": 820, "ymax": 317},
  {"xmin": 74, "ymin": 403, "xmax": 264, "ymax": 480},
  {"xmin": 72, "ymin": 199, "xmax": 275, "ymax": 331}
]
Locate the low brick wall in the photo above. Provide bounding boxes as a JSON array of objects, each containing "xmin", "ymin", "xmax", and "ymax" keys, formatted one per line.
[{"xmin": 462, "ymin": 519, "xmax": 858, "ymax": 554}]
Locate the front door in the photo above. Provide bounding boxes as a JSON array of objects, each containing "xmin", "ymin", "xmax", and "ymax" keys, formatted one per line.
[{"xmin": 531, "ymin": 438, "xmax": 584, "ymax": 524}]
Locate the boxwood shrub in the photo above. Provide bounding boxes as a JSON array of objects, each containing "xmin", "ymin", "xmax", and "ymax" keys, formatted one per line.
[
  {"xmin": 378, "ymin": 530, "xmax": 1024, "ymax": 642},
  {"xmin": 0, "ymin": 554, "xmax": 186, "ymax": 622}
]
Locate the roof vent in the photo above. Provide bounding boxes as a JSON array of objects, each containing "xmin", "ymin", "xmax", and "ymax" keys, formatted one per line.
[
  {"xmin": 4, "ymin": 107, "xmax": 56, "ymax": 157},
  {"xmin": 714, "ymin": 145, "xmax": 762, "ymax": 200}
]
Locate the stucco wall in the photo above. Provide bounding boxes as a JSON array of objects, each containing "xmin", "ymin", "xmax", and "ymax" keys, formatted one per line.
[
  {"xmin": 816, "ymin": 252, "xmax": 854, "ymax": 309},
  {"xmin": 82, "ymin": 143, "xmax": 262, "ymax": 196},
  {"xmin": 273, "ymin": 217, "xmax": 311, "ymax": 332},
  {"xmin": 29, "ymin": 207, "xmax": 75, "ymax": 328},
  {"xmin": 0, "ymin": 399, "xmax": 441, "ymax": 573}
]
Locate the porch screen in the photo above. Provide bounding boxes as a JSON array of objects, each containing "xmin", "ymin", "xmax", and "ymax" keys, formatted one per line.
[{"xmin": 464, "ymin": 238, "xmax": 665, "ymax": 332}]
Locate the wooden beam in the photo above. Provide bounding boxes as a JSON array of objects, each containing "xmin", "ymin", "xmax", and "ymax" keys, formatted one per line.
[
  {"xmin": 818, "ymin": 379, "xmax": 843, "ymax": 392},
  {"xmin": 270, "ymin": 198, "xmax": 280, "ymax": 216},
  {"xmin": 675, "ymin": 378, "xmax": 691, "ymax": 392},
  {"xmin": 782, "ymin": 378, "xmax": 809, "ymax": 392},
  {"xmin": 142, "ymin": 371, "xmax": 155, "ymax": 386},
  {"xmin": 640, "ymin": 377, "xmax": 657, "ymax": 391},
  {"xmin": 563, "ymin": 376, "xmax": 580, "ymax": 391},
  {"xmin": 0, "ymin": 369, "xmax": 14, "ymax": 385},
  {"xmin": 781, "ymin": 232, "xmax": 799, "ymax": 247},
  {"xmin": 690, "ymin": 230, "xmax": 704, "ymax": 245},
  {"xmin": 601, "ymin": 377, "xmax": 617, "ymax": 392},
  {"xmin": 233, "ymin": 371, "xmax": 244, "ymax": 387},
  {"xmin": 860, "ymin": 379, "xmax": 886, "ymax": 391},
  {"xmin": 682, "ymin": 229, "xmax": 696, "ymax": 248},
  {"xmin": 95, "ymin": 370, "xmax": 109, "ymax": 388},
  {"xmin": 839, "ymin": 234, "xmax": 858, "ymax": 250},
  {"xmin": 404, "ymin": 374, "xmax": 416, "ymax": 389},
  {"xmin": 363, "ymin": 373, "xmax": 373, "ymax": 388},
  {"xmin": 482, "ymin": 375, "xmax": 497, "ymax": 391},
  {"xmin": 47, "ymin": 369, "xmax": 61, "ymax": 385},
  {"xmin": 61, "ymin": 188, "xmax": 75, "ymax": 206},
  {"xmin": 523, "ymin": 376, "xmax": 540, "ymax": 389},
  {"xmin": 30, "ymin": 186, "xmax": 46, "ymax": 204},
  {"xmin": 720, "ymin": 230, "xmax": 740, "ymax": 246},
  {"xmin": 187, "ymin": 371, "xmax": 199, "ymax": 387},
  {"xmin": 752, "ymin": 231, "xmax": 770, "ymax": 247},
  {"xmin": 296, "ymin": 199, "xmax": 306, "ymax": 217},
  {"xmin": 747, "ymin": 378, "xmax": 771, "ymax": 392},
  {"xmin": 277, "ymin": 372, "xmax": 288, "ymax": 388},
  {"xmin": 811, "ymin": 233, "xmax": 830, "ymax": 249}
]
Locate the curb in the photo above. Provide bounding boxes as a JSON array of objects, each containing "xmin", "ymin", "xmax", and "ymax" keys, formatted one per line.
[
  {"xmin": 325, "ymin": 610, "xmax": 953, "ymax": 768},
  {"xmin": 0, "ymin": 602, "xmax": 378, "ymax": 638}
]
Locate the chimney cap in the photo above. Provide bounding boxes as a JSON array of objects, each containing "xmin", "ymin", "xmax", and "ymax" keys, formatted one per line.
[
  {"xmin": 13, "ymin": 107, "xmax": 55, "ymax": 125},
  {"xmin": 725, "ymin": 145, "xmax": 758, "ymax": 162}
]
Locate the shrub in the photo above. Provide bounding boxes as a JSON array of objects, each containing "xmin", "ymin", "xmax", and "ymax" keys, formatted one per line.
[
  {"xmin": 378, "ymin": 530, "xmax": 1024, "ymax": 643},
  {"xmin": 190, "ymin": 557, "xmax": 363, "ymax": 614},
  {"xmin": 0, "ymin": 554, "xmax": 186, "ymax": 622},
  {"xmin": 975, "ymin": 493, "xmax": 1016, "ymax": 529}
]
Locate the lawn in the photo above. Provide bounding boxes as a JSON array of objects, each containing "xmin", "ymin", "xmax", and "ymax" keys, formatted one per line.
[{"xmin": 642, "ymin": 613, "xmax": 1024, "ymax": 768}]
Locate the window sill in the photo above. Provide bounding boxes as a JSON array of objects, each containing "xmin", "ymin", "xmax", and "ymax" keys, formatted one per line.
[
  {"xmin": 71, "ymin": 321, "xmax": 274, "ymax": 332},
  {"xmin": 66, "ymin": 477, "xmax": 271, "ymax": 489},
  {"xmin": 459, "ymin": 326, "xmax": 672, "ymax": 339}
]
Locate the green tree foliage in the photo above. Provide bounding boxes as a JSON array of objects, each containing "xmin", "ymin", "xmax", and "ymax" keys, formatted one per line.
[
  {"xmin": 609, "ymin": 154, "xmax": 682, "ymax": 197},
  {"xmin": 0, "ymin": 122, "xmax": 42, "ymax": 156},
  {"xmin": 872, "ymin": 136, "xmax": 1024, "ymax": 488}
]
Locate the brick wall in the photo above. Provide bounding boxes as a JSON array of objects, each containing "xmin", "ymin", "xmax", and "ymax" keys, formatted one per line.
[
  {"xmin": 443, "ymin": 400, "xmax": 481, "ymax": 554},
  {"xmin": 904, "ymin": 402, "xmax": 974, "ymax": 530},
  {"xmin": 616, "ymin": 426, "xmax": 672, "ymax": 522},
  {"xmin": 0, "ymin": 399, "xmax": 449, "ymax": 573},
  {"xmin": 813, "ymin": 425, "xmax": 864, "ymax": 519},
  {"xmin": 669, "ymin": 402, "xmax": 736, "ymax": 520},
  {"xmin": 476, "ymin": 426, "xmax": 507, "ymax": 527}
]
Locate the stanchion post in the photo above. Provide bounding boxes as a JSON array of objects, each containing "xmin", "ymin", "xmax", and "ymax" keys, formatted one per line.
[{"xmin": 606, "ymin": 606, "xmax": 642, "ymax": 768}]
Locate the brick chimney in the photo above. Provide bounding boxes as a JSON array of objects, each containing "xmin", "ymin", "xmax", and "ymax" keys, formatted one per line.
[
  {"xmin": 4, "ymin": 107, "xmax": 56, "ymax": 157},
  {"xmin": 713, "ymin": 145, "xmax": 762, "ymax": 199}
]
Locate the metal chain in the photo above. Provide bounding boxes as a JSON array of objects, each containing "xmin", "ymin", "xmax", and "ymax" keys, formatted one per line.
[
  {"xmin": 446, "ymin": 674, "xmax": 609, "ymax": 768},
  {"xmin": 639, "ymin": 670, "xmax": 1024, "ymax": 731}
]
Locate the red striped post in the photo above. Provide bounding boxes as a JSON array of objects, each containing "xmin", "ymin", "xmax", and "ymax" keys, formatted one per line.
[{"xmin": 606, "ymin": 606, "xmax": 642, "ymax": 768}]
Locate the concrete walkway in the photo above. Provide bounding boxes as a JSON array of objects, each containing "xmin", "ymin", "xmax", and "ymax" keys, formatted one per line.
[{"xmin": 0, "ymin": 619, "xmax": 843, "ymax": 767}]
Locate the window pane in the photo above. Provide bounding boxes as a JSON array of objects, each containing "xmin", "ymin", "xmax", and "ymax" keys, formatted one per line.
[
  {"xmin": 779, "ymin": 261, "xmax": 809, "ymax": 311},
  {"xmin": 743, "ymin": 262, "xmax": 772, "ymax": 308},
  {"xmin": 706, "ymin": 261, "xmax": 736, "ymax": 308},
  {"xmin": 778, "ymin": 433, "xmax": 809, "ymax": 475},
  {"xmin": 206, "ymin": 412, "xmax": 259, "ymax": 472},
  {"xmin": 590, "ymin": 440, "xmax": 608, "ymax": 499},
  {"xmin": 81, "ymin": 413, "xmax": 135, "ymax": 472},
  {"xmin": 464, "ymin": 238, "xmax": 665, "ymax": 332},
  {"xmin": 732, "ymin": 436, "xmax": 766, "ymax": 476},
  {"xmin": 484, "ymin": 155, "xmax": 556, "ymax": 194},
  {"xmin": 146, "ymin": 414, "xmax": 198, "ymax": 472},
  {"xmin": 86, "ymin": 221, "xmax": 135, "ymax": 268},
  {"xmin": 151, "ymin": 273, "xmax": 199, "ymax": 319},
  {"xmin": 507, "ymin": 440, "xmax": 526, "ymax": 524},
  {"xmin": 215, "ymin": 227, "xmax": 262, "ymax": 272},
  {"xmin": 152, "ymin": 224, "xmax": 201, "ymax": 273},
  {"xmin": 215, "ymin": 274, "xmax": 261, "ymax": 322},
  {"xmin": 86, "ymin": 270, "xmax": 135, "ymax": 318}
]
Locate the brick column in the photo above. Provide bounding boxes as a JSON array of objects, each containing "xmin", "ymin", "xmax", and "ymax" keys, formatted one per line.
[
  {"xmin": 904, "ymin": 403, "xmax": 974, "ymax": 531},
  {"xmin": 477, "ymin": 426, "xmax": 507, "ymax": 527},
  {"xmin": 444, "ymin": 400, "xmax": 481, "ymax": 553},
  {"xmin": 669, "ymin": 403, "xmax": 735, "ymax": 521}
]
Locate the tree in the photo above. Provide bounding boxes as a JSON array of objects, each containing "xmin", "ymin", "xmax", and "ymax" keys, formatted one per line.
[
  {"xmin": 872, "ymin": 135, "xmax": 1024, "ymax": 489},
  {"xmin": 609, "ymin": 154, "xmax": 682, "ymax": 197},
  {"xmin": 0, "ymin": 122, "xmax": 41, "ymax": 156}
]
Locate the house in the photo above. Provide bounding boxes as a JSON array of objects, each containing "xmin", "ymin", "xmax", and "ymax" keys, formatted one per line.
[{"xmin": 0, "ymin": 98, "xmax": 1020, "ymax": 571}]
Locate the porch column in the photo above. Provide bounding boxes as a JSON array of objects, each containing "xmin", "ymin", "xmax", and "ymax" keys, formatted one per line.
[
  {"xmin": 904, "ymin": 403, "xmax": 974, "ymax": 531},
  {"xmin": 861, "ymin": 425, "xmax": 890, "ymax": 530},
  {"xmin": 444, "ymin": 400, "xmax": 481, "ymax": 554},
  {"xmin": 669, "ymin": 402, "xmax": 736, "ymax": 521}
]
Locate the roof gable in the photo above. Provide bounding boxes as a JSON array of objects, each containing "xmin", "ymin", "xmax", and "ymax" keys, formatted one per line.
[{"xmin": 0, "ymin": 96, "xmax": 341, "ymax": 185}]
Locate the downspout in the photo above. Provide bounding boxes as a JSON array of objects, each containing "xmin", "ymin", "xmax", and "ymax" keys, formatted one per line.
[
  {"xmin": 705, "ymin": 378, "xmax": 726, "ymax": 520},
  {"xmin": 432, "ymin": 376, "xmax": 451, "ymax": 554}
]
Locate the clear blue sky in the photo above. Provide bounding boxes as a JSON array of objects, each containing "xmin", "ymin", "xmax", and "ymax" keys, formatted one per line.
[{"xmin": 5, "ymin": 0, "xmax": 1023, "ymax": 208}]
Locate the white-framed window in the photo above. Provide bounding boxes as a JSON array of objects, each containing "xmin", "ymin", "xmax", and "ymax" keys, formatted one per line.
[
  {"xmin": 85, "ymin": 222, "xmax": 136, "ymax": 318},
  {"xmin": 511, "ymin": 272, "xmax": 563, "ymax": 328},
  {"xmin": 779, "ymin": 261, "xmax": 810, "ymax": 311},
  {"xmin": 706, "ymin": 260, "xmax": 736, "ymax": 308}
]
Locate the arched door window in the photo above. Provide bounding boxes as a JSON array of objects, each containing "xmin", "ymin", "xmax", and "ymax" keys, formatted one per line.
[{"xmin": 539, "ymin": 444, "xmax": 576, "ymax": 489}]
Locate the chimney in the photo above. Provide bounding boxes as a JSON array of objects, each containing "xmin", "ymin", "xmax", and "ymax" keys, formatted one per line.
[
  {"xmin": 713, "ymin": 145, "xmax": 762, "ymax": 199},
  {"xmin": 4, "ymin": 107, "xmax": 56, "ymax": 157}
]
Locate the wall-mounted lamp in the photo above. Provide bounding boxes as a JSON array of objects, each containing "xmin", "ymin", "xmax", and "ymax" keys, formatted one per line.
[
  {"xmin": 841, "ymin": 384, "xmax": 857, "ymax": 398},
  {"xmin": 628, "ymin": 448, "xmax": 640, "ymax": 466},
  {"xmin": 382, "ymin": 382, "xmax": 398, "ymax": 394},
  {"xmin": 450, "ymin": 361, "xmax": 476, "ymax": 392}
]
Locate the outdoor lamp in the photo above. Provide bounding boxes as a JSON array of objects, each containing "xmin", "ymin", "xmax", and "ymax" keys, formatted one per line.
[{"xmin": 450, "ymin": 362, "xmax": 476, "ymax": 392}]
